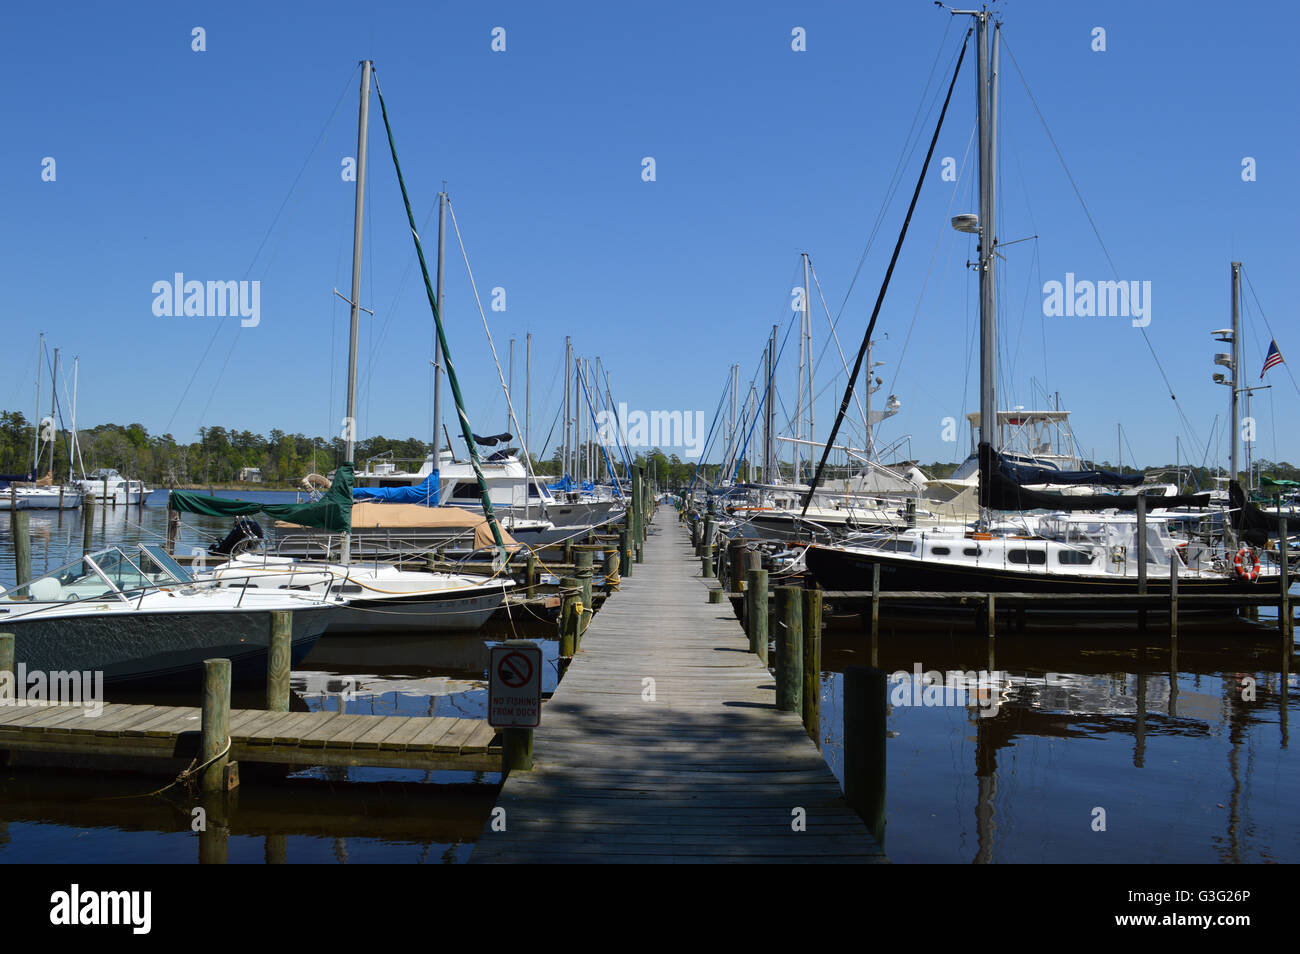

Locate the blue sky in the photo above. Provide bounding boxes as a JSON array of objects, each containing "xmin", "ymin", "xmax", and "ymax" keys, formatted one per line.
[{"xmin": 3, "ymin": 0, "xmax": 1297, "ymax": 470}]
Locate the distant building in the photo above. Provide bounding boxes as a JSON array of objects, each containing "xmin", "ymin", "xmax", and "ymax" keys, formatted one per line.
[{"xmin": 238, "ymin": 467, "xmax": 263, "ymax": 483}]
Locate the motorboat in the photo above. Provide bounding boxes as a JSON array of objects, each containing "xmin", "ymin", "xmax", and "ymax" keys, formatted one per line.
[{"xmin": 0, "ymin": 544, "xmax": 335, "ymax": 685}]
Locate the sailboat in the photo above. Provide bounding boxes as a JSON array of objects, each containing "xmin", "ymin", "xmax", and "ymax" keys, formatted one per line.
[
  {"xmin": 1, "ymin": 338, "xmax": 83, "ymax": 511},
  {"xmin": 801, "ymin": 10, "xmax": 1293, "ymax": 605},
  {"xmin": 175, "ymin": 61, "xmax": 514, "ymax": 633}
]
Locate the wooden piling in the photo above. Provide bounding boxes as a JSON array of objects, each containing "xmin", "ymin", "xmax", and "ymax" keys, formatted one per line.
[
  {"xmin": 559, "ymin": 577, "xmax": 580, "ymax": 657},
  {"xmin": 165, "ymin": 507, "xmax": 179, "ymax": 555},
  {"xmin": 267, "ymin": 610, "xmax": 292, "ymax": 712},
  {"xmin": 83, "ymin": 496, "xmax": 95, "ymax": 555},
  {"xmin": 0, "ymin": 633, "xmax": 13, "ymax": 704},
  {"xmin": 708, "ymin": 588, "xmax": 723, "ymax": 603},
  {"xmin": 526, "ymin": 552, "xmax": 539, "ymax": 598},
  {"xmin": 1280, "ymin": 517, "xmax": 1291, "ymax": 639},
  {"xmin": 1136, "ymin": 495, "xmax": 1148, "ymax": 630},
  {"xmin": 844, "ymin": 666, "xmax": 887, "ymax": 849},
  {"xmin": 802, "ymin": 588, "xmax": 822, "ymax": 745},
  {"xmin": 200, "ymin": 658, "xmax": 232, "ymax": 795},
  {"xmin": 701, "ymin": 554, "xmax": 714, "ymax": 579},
  {"xmin": 728, "ymin": 540, "xmax": 747, "ymax": 594},
  {"xmin": 502, "ymin": 725, "xmax": 534, "ymax": 774},
  {"xmin": 870, "ymin": 564, "xmax": 880, "ymax": 639},
  {"xmin": 1169, "ymin": 556, "xmax": 1179, "ymax": 639},
  {"xmin": 618, "ymin": 528, "xmax": 631, "ymax": 578},
  {"xmin": 197, "ymin": 795, "xmax": 229, "ymax": 865},
  {"xmin": 745, "ymin": 568, "xmax": 768, "ymax": 664},
  {"xmin": 775, "ymin": 587, "xmax": 802, "ymax": 712},
  {"xmin": 9, "ymin": 510, "xmax": 30, "ymax": 590},
  {"xmin": 603, "ymin": 547, "xmax": 620, "ymax": 591},
  {"xmin": 574, "ymin": 549, "xmax": 594, "ymax": 630}
]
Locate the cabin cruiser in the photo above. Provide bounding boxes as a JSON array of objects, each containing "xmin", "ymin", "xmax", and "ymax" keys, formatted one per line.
[
  {"xmin": 0, "ymin": 544, "xmax": 334, "ymax": 684},
  {"xmin": 354, "ymin": 449, "xmax": 622, "ymax": 530},
  {"xmin": 73, "ymin": 468, "xmax": 151, "ymax": 506}
]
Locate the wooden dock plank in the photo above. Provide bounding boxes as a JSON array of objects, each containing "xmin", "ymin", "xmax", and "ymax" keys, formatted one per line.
[{"xmin": 471, "ymin": 516, "xmax": 884, "ymax": 864}]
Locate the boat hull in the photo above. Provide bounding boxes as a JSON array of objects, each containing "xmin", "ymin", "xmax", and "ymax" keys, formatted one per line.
[
  {"xmin": 803, "ymin": 544, "xmax": 1286, "ymax": 608},
  {"xmin": 324, "ymin": 588, "xmax": 509, "ymax": 634},
  {"xmin": 2, "ymin": 605, "xmax": 332, "ymax": 686}
]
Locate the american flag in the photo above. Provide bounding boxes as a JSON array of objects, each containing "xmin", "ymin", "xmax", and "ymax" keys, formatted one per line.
[{"xmin": 1261, "ymin": 339, "xmax": 1285, "ymax": 378}]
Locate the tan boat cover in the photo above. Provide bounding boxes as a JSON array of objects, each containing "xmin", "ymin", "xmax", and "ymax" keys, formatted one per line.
[{"xmin": 277, "ymin": 502, "xmax": 518, "ymax": 551}]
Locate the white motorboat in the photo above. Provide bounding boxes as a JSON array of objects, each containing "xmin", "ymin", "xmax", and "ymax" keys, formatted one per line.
[
  {"xmin": 203, "ymin": 553, "xmax": 514, "ymax": 634},
  {"xmin": 73, "ymin": 468, "xmax": 152, "ymax": 506},
  {"xmin": 0, "ymin": 544, "xmax": 335, "ymax": 685}
]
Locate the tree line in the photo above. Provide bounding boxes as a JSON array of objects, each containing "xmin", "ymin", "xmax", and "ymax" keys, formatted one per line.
[{"xmin": 3, "ymin": 410, "xmax": 1294, "ymax": 492}]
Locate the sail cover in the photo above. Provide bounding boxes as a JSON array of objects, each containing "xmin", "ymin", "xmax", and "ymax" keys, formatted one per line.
[
  {"xmin": 978, "ymin": 444, "xmax": 1210, "ymax": 512},
  {"xmin": 998, "ymin": 458, "xmax": 1142, "ymax": 487},
  {"xmin": 170, "ymin": 463, "xmax": 353, "ymax": 532},
  {"xmin": 353, "ymin": 471, "xmax": 438, "ymax": 505}
]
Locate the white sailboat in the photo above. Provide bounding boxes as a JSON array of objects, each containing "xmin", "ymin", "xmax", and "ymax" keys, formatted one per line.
[{"xmin": 192, "ymin": 61, "xmax": 513, "ymax": 633}]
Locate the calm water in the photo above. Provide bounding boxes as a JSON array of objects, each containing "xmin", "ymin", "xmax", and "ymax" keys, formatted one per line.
[
  {"xmin": 816, "ymin": 620, "xmax": 1298, "ymax": 863},
  {"xmin": 2, "ymin": 500, "xmax": 1296, "ymax": 862}
]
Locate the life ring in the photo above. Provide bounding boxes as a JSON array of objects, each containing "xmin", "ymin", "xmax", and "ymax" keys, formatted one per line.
[{"xmin": 1233, "ymin": 546, "xmax": 1260, "ymax": 582}]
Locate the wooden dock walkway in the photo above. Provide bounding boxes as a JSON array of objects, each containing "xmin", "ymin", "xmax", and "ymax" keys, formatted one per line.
[
  {"xmin": 470, "ymin": 512, "xmax": 885, "ymax": 863},
  {"xmin": 0, "ymin": 704, "xmax": 500, "ymax": 772}
]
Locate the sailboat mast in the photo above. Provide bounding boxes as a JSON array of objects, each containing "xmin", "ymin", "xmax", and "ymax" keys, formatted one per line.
[
  {"xmin": 32, "ymin": 334, "xmax": 42, "ymax": 478},
  {"xmin": 563, "ymin": 336, "xmax": 571, "ymax": 478},
  {"xmin": 47, "ymin": 348, "xmax": 59, "ymax": 477},
  {"xmin": 804, "ymin": 253, "xmax": 814, "ymax": 455},
  {"xmin": 525, "ymin": 333, "xmax": 532, "ymax": 467},
  {"xmin": 432, "ymin": 189, "xmax": 446, "ymax": 481},
  {"xmin": 342, "ymin": 59, "xmax": 372, "ymax": 565},
  {"xmin": 1230, "ymin": 261, "xmax": 1241, "ymax": 483},
  {"xmin": 976, "ymin": 13, "xmax": 999, "ymax": 453}
]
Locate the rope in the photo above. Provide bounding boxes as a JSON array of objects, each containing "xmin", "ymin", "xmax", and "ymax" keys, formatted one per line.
[
  {"xmin": 446, "ymin": 199, "xmax": 541, "ymax": 489},
  {"xmin": 1001, "ymin": 35, "xmax": 1204, "ymax": 464},
  {"xmin": 102, "ymin": 735, "xmax": 232, "ymax": 800}
]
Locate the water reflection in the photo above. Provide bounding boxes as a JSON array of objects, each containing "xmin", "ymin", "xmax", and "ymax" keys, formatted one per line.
[{"xmin": 818, "ymin": 621, "xmax": 1297, "ymax": 863}]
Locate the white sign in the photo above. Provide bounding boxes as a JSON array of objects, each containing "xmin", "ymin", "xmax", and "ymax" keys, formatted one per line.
[{"xmin": 489, "ymin": 644, "xmax": 542, "ymax": 728}]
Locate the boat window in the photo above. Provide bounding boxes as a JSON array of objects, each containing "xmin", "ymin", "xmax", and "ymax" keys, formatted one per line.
[
  {"xmin": 139, "ymin": 544, "xmax": 193, "ymax": 584},
  {"xmin": 930, "ymin": 546, "xmax": 951, "ymax": 556},
  {"xmin": 1057, "ymin": 549, "xmax": 1096, "ymax": 565},
  {"xmin": 963, "ymin": 546, "xmax": 982, "ymax": 557},
  {"xmin": 451, "ymin": 483, "xmax": 481, "ymax": 500},
  {"xmin": 1007, "ymin": 548, "xmax": 1047, "ymax": 565}
]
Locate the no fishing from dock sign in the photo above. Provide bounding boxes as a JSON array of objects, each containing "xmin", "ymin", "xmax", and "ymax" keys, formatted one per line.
[{"xmin": 489, "ymin": 642, "xmax": 542, "ymax": 728}]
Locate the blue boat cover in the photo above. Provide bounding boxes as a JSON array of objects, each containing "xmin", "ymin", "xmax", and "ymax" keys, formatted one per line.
[
  {"xmin": 353, "ymin": 471, "xmax": 439, "ymax": 505},
  {"xmin": 548, "ymin": 475, "xmax": 574, "ymax": 493}
]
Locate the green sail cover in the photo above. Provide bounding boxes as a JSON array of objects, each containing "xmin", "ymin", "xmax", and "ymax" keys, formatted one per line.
[
  {"xmin": 1261, "ymin": 476, "xmax": 1300, "ymax": 489},
  {"xmin": 169, "ymin": 463, "xmax": 353, "ymax": 532}
]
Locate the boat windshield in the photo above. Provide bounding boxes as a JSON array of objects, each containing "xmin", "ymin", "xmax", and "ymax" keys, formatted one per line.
[{"xmin": 0, "ymin": 545, "xmax": 189, "ymax": 603}]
